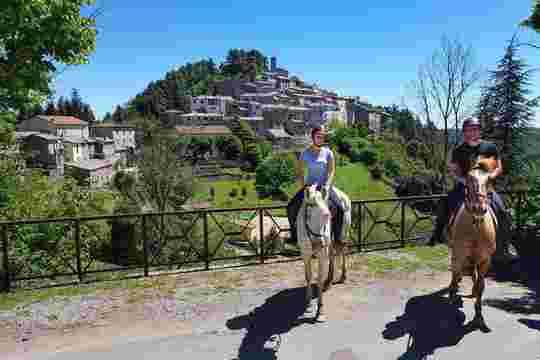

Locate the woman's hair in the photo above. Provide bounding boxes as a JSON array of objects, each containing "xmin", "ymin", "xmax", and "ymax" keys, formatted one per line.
[{"xmin": 311, "ymin": 126, "xmax": 323, "ymax": 139}]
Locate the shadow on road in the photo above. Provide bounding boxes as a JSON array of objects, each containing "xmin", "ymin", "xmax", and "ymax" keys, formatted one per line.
[
  {"xmin": 226, "ymin": 286, "xmax": 318, "ymax": 360},
  {"xmin": 518, "ymin": 318, "xmax": 540, "ymax": 331},
  {"xmin": 382, "ymin": 288, "xmax": 478, "ymax": 359},
  {"xmin": 483, "ymin": 257, "xmax": 540, "ymax": 320}
]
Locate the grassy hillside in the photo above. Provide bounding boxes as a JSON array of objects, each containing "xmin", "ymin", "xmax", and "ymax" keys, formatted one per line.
[{"xmin": 192, "ymin": 162, "xmax": 395, "ymax": 209}]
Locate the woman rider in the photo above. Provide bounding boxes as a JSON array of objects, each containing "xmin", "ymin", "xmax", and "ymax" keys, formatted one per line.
[{"xmin": 287, "ymin": 126, "xmax": 344, "ymax": 243}]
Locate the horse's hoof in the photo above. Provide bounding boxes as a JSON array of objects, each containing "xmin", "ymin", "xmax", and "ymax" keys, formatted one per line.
[
  {"xmin": 323, "ymin": 283, "xmax": 332, "ymax": 292},
  {"xmin": 315, "ymin": 305, "xmax": 326, "ymax": 322},
  {"xmin": 316, "ymin": 313, "xmax": 327, "ymax": 322},
  {"xmin": 335, "ymin": 276, "xmax": 346, "ymax": 284},
  {"xmin": 472, "ymin": 316, "xmax": 491, "ymax": 333}
]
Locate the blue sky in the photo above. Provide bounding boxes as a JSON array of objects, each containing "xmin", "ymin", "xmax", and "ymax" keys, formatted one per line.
[{"xmin": 52, "ymin": 0, "xmax": 540, "ymax": 127}]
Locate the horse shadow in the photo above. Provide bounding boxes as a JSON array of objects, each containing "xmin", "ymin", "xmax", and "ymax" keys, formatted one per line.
[
  {"xmin": 382, "ymin": 288, "xmax": 479, "ymax": 359},
  {"xmin": 484, "ymin": 256, "xmax": 540, "ymax": 315},
  {"xmin": 518, "ymin": 318, "xmax": 540, "ymax": 331},
  {"xmin": 226, "ymin": 286, "xmax": 319, "ymax": 360}
]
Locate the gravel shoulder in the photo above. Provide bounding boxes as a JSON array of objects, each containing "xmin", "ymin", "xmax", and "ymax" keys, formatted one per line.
[{"xmin": 0, "ymin": 246, "xmax": 534, "ymax": 358}]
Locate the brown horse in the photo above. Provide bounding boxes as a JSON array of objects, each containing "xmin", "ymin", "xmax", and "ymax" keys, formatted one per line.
[{"xmin": 447, "ymin": 158, "xmax": 497, "ymax": 333}]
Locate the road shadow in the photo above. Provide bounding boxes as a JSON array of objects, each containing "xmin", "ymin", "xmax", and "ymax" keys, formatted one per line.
[
  {"xmin": 483, "ymin": 257, "xmax": 540, "ymax": 317},
  {"xmin": 518, "ymin": 318, "xmax": 540, "ymax": 331},
  {"xmin": 226, "ymin": 285, "xmax": 319, "ymax": 360},
  {"xmin": 382, "ymin": 288, "xmax": 478, "ymax": 359}
]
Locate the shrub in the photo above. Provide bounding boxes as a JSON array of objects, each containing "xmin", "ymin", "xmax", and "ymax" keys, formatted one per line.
[
  {"xmin": 229, "ymin": 188, "xmax": 238, "ymax": 198},
  {"xmin": 358, "ymin": 148, "xmax": 379, "ymax": 166},
  {"xmin": 349, "ymin": 149, "xmax": 363, "ymax": 163},
  {"xmin": 337, "ymin": 138, "xmax": 354, "ymax": 155},
  {"xmin": 356, "ymin": 125, "xmax": 369, "ymax": 138},
  {"xmin": 354, "ymin": 138, "xmax": 370, "ymax": 151},
  {"xmin": 383, "ymin": 159, "xmax": 401, "ymax": 178},
  {"xmin": 369, "ymin": 164, "xmax": 384, "ymax": 179},
  {"xmin": 255, "ymin": 155, "xmax": 296, "ymax": 196},
  {"xmin": 241, "ymin": 187, "xmax": 247, "ymax": 197},
  {"xmin": 336, "ymin": 152, "xmax": 350, "ymax": 166}
]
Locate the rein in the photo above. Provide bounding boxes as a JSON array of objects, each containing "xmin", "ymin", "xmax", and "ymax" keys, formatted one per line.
[
  {"xmin": 464, "ymin": 171, "xmax": 489, "ymax": 226},
  {"xmin": 303, "ymin": 203, "xmax": 327, "ymax": 240}
]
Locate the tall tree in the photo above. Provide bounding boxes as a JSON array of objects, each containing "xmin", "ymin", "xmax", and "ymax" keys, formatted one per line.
[
  {"xmin": 0, "ymin": 0, "xmax": 98, "ymax": 113},
  {"xmin": 410, "ymin": 35, "xmax": 483, "ymax": 188},
  {"xmin": 44, "ymin": 101, "xmax": 58, "ymax": 116},
  {"xmin": 521, "ymin": 1, "xmax": 540, "ymax": 33},
  {"xmin": 477, "ymin": 36, "xmax": 538, "ymax": 179},
  {"xmin": 69, "ymin": 88, "xmax": 84, "ymax": 119}
]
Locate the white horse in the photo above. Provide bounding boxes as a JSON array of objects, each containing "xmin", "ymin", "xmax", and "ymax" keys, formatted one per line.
[
  {"xmin": 327, "ymin": 186, "xmax": 352, "ymax": 288},
  {"xmin": 297, "ymin": 184, "xmax": 333, "ymax": 321}
]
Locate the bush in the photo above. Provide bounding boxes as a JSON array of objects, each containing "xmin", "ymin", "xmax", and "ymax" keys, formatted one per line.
[
  {"xmin": 255, "ymin": 155, "xmax": 296, "ymax": 196},
  {"xmin": 229, "ymin": 188, "xmax": 238, "ymax": 198},
  {"xmin": 369, "ymin": 164, "xmax": 384, "ymax": 179},
  {"xmin": 356, "ymin": 125, "xmax": 369, "ymax": 138},
  {"xmin": 216, "ymin": 136, "xmax": 242, "ymax": 160},
  {"xmin": 354, "ymin": 138, "xmax": 370, "ymax": 151},
  {"xmin": 357, "ymin": 148, "xmax": 379, "ymax": 166},
  {"xmin": 349, "ymin": 149, "xmax": 363, "ymax": 163},
  {"xmin": 336, "ymin": 152, "xmax": 350, "ymax": 166},
  {"xmin": 241, "ymin": 187, "xmax": 247, "ymax": 197},
  {"xmin": 383, "ymin": 159, "xmax": 400, "ymax": 178}
]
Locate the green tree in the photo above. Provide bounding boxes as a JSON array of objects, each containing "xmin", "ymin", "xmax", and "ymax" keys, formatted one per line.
[
  {"xmin": 255, "ymin": 155, "xmax": 296, "ymax": 196},
  {"xmin": 477, "ymin": 36, "xmax": 538, "ymax": 178},
  {"xmin": 0, "ymin": 0, "xmax": 98, "ymax": 112},
  {"xmin": 115, "ymin": 127, "xmax": 195, "ymax": 212},
  {"xmin": 521, "ymin": 1, "xmax": 540, "ymax": 32}
]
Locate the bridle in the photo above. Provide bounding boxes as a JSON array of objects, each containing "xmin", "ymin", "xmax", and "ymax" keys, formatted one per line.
[
  {"xmin": 302, "ymin": 188, "xmax": 330, "ymax": 242},
  {"xmin": 463, "ymin": 165, "xmax": 489, "ymax": 226}
]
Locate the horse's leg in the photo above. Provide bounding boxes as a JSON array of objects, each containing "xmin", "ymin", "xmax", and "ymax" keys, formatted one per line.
[
  {"xmin": 471, "ymin": 258, "xmax": 491, "ymax": 333},
  {"xmin": 339, "ymin": 243, "xmax": 347, "ymax": 283},
  {"xmin": 316, "ymin": 246, "xmax": 329, "ymax": 321},
  {"xmin": 303, "ymin": 253, "xmax": 313, "ymax": 307},
  {"xmin": 469, "ymin": 267, "xmax": 478, "ymax": 297},
  {"xmin": 448, "ymin": 269, "xmax": 463, "ymax": 306},
  {"xmin": 324, "ymin": 242, "xmax": 334, "ymax": 291}
]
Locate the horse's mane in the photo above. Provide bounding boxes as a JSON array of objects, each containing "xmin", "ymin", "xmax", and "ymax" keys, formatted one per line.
[{"xmin": 475, "ymin": 158, "xmax": 493, "ymax": 172}]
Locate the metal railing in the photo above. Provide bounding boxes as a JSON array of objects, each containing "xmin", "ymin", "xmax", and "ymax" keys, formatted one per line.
[{"xmin": 0, "ymin": 190, "xmax": 536, "ymax": 292}]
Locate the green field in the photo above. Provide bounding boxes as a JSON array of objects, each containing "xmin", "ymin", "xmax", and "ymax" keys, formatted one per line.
[{"xmin": 192, "ymin": 162, "xmax": 396, "ymax": 209}]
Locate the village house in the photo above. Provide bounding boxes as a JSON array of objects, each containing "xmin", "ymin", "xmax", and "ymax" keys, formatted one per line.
[
  {"xmin": 16, "ymin": 116, "xmax": 137, "ymax": 185},
  {"xmin": 64, "ymin": 159, "xmax": 113, "ymax": 188},
  {"xmin": 18, "ymin": 133, "xmax": 65, "ymax": 177},
  {"xmin": 90, "ymin": 123, "xmax": 136, "ymax": 151},
  {"xmin": 174, "ymin": 125, "xmax": 233, "ymax": 159},
  {"xmin": 17, "ymin": 115, "xmax": 90, "ymax": 138},
  {"xmin": 345, "ymin": 99, "xmax": 387, "ymax": 135},
  {"xmin": 191, "ymin": 96, "xmax": 234, "ymax": 114}
]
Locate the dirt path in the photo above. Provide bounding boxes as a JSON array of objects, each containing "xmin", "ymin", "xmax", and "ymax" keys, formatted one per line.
[{"xmin": 0, "ymin": 249, "xmax": 532, "ymax": 358}]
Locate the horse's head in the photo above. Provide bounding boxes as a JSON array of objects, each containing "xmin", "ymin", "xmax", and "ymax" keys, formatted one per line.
[
  {"xmin": 304, "ymin": 184, "xmax": 331, "ymax": 227},
  {"xmin": 464, "ymin": 159, "xmax": 492, "ymax": 218}
]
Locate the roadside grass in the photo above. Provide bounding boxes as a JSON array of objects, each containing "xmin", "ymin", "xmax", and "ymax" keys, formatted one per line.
[
  {"xmin": 348, "ymin": 244, "xmax": 449, "ymax": 275},
  {"xmin": 0, "ymin": 244, "xmax": 449, "ymax": 312}
]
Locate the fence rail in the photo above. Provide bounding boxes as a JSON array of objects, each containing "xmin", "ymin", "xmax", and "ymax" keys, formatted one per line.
[{"xmin": 0, "ymin": 190, "xmax": 536, "ymax": 292}]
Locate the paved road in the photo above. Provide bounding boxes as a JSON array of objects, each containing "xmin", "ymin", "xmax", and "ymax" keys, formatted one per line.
[{"xmin": 24, "ymin": 281, "xmax": 540, "ymax": 360}]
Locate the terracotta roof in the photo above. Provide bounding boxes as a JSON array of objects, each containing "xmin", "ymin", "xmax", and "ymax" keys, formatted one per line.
[
  {"xmin": 66, "ymin": 159, "xmax": 112, "ymax": 171},
  {"xmin": 174, "ymin": 125, "xmax": 232, "ymax": 136},
  {"xmin": 37, "ymin": 115, "xmax": 88, "ymax": 126},
  {"xmin": 91, "ymin": 123, "xmax": 136, "ymax": 128}
]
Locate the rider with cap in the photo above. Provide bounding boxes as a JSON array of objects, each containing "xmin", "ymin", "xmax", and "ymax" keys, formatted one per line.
[{"xmin": 429, "ymin": 117, "xmax": 506, "ymax": 246}]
